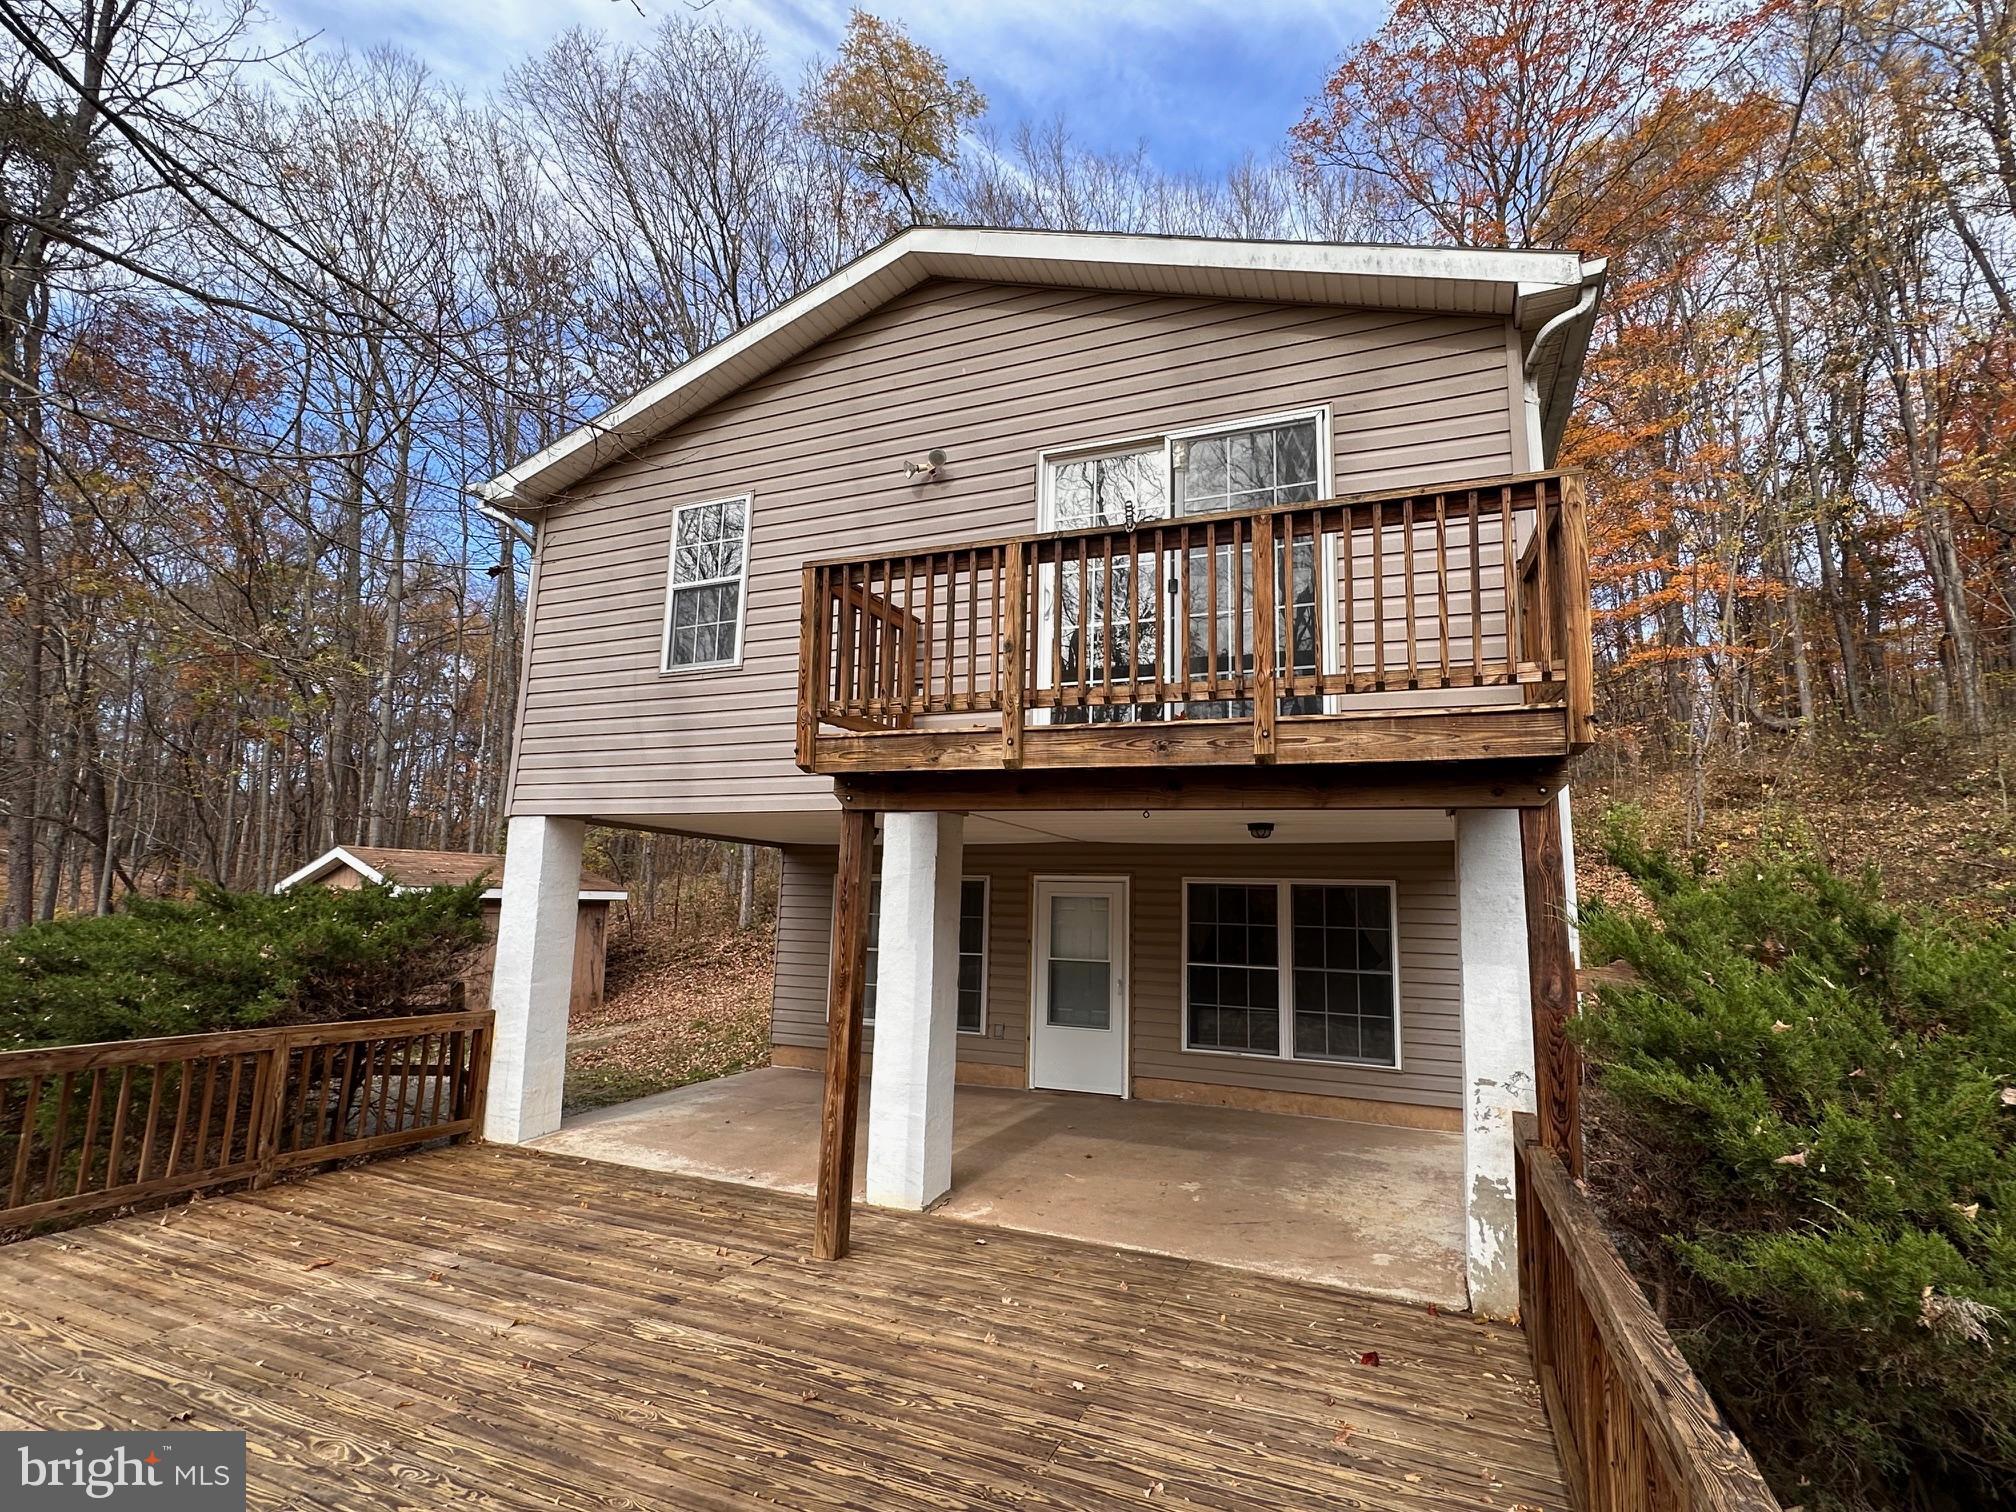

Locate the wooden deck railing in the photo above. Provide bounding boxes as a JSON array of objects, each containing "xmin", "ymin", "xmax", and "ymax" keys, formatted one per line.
[
  {"xmin": 1514, "ymin": 1113, "xmax": 1782, "ymax": 1512},
  {"xmin": 796, "ymin": 469, "xmax": 1593, "ymax": 773},
  {"xmin": 0, "ymin": 999, "xmax": 492, "ymax": 1230}
]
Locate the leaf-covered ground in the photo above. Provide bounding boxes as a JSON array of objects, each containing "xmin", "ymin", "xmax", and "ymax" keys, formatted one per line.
[
  {"xmin": 562, "ymin": 921, "xmax": 774, "ymax": 1115},
  {"xmin": 1574, "ymin": 728, "xmax": 2016, "ymax": 925}
]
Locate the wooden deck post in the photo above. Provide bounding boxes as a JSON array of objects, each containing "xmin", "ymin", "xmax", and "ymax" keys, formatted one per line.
[
  {"xmin": 249, "ymin": 1041, "xmax": 284, "ymax": 1190},
  {"xmin": 1000, "ymin": 540, "xmax": 1026, "ymax": 768},
  {"xmin": 1250, "ymin": 512, "xmax": 1277, "ymax": 761},
  {"xmin": 1556, "ymin": 474, "xmax": 1596, "ymax": 748},
  {"xmin": 1520, "ymin": 799, "xmax": 1582, "ymax": 1175},
  {"xmin": 815, "ymin": 805, "xmax": 876, "ymax": 1259},
  {"xmin": 796, "ymin": 565, "xmax": 822, "ymax": 770}
]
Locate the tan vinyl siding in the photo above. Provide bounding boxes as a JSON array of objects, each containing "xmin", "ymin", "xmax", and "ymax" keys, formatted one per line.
[
  {"xmin": 770, "ymin": 840, "xmax": 1461, "ymax": 1110},
  {"xmin": 771, "ymin": 849, "xmax": 836, "ymax": 1051},
  {"xmin": 769, "ymin": 847, "xmax": 1027, "ymax": 1072},
  {"xmin": 512, "ymin": 279, "xmax": 1519, "ymax": 816}
]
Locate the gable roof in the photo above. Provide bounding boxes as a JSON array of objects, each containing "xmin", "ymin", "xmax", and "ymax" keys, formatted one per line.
[
  {"xmin": 476, "ymin": 226, "xmax": 1607, "ymax": 511},
  {"xmin": 274, "ymin": 845, "xmax": 627, "ymax": 902}
]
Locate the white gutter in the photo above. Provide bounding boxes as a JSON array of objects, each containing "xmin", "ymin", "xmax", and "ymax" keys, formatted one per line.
[
  {"xmin": 466, "ymin": 484, "xmax": 537, "ymax": 543},
  {"xmin": 1522, "ymin": 284, "xmax": 1600, "ymax": 379}
]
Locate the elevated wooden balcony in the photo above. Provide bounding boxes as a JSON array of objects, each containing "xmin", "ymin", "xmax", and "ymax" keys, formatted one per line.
[{"xmin": 795, "ymin": 470, "xmax": 1593, "ymax": 778}]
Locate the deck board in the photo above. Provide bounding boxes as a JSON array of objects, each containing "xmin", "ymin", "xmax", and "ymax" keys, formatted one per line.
[{"xmin": 0, "ymin": 1144, "xmax": 1569, "ymax": 1510}]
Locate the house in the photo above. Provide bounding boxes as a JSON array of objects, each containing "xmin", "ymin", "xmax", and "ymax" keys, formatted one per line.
[
  {"xmin": 475, "ymin": 226, "xmax": 1603, "ymax": 1316},
  {"xmin": 276, "ymin": 844, "xmax": 626, "ymax": 1014}
]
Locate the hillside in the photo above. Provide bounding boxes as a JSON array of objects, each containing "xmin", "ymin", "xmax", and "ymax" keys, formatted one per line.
[
  {"xmin": 1573, "ymin": 730, "xmax": 2016, "ymax": 926},
  {"xmin": 564, "ymin": 924, "xmax": 775, "ymax": 1114}
]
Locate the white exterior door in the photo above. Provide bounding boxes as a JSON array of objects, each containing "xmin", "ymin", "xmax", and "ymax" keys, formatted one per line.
[{"xmin": 1030, "ymin": 878, "xmax": 1128, "ymax": 1096}]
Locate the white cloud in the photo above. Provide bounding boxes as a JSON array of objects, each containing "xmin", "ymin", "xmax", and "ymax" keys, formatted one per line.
[{"xmin": 256, "ymin": 0, "xmax": 1383, "ymax": 173}]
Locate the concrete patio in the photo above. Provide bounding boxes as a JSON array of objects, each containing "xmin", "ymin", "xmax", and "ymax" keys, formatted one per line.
[{"xmin": 533, "ymin": 1066, "xmax": 1469, "ymax": 1308}]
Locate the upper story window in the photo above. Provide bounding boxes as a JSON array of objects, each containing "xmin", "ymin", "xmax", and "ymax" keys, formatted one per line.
[
  {"xmin": 1037, "ymin": 409, "xmax": 1329, "ymax": 531},
  {"xmin": 1046, "ymin": 442, "xmax": 1167, "ymax": 529},
  {"xmin": 661, "ymin": 495, "xmax": 751, "ymax": 672},
  {"xmin": 1172, "ymin": 417, "xmax": 1321, "ymax": 513},
  {"xmin": 1034, "ymin": 410, "xmax": 1331, "ymax": 715}
]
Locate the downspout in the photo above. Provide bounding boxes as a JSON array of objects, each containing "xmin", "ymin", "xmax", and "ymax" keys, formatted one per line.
[{"xmin": 1519, "ymin": 283, "xmax": 1600, "ymax": 467}]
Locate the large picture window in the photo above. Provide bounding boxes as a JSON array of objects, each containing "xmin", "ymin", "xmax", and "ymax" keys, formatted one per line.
[
  {"xmin": 863, "ymin": 876, "xmax": 989, "ymax": 1034},
  {"xmin": 661, "ymin": 495, "xmax": 750, "ymax": 671},
  {"xmin": 1183, "ymin": 879, "xmax": 1398, "ymax": 1068}
]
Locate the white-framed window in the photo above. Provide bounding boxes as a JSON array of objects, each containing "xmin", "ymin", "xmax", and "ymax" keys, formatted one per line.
[
  {"xmin": 1034, "ymin": 408, "xmax": 1332, "ymax": 531},
  {"xmin": 1033, "ymin": 409, "xmax": 1334, "ymax": 716},
  {"xmin": 863, "ymin": 875, "xmax": 989, "ymax": 1035},
  {"xmin": 1181, "ymin": 878, "xmax": 1400, "ymax": 1068},
  {"xmin": 1038, "ymin": 436, "xmax": 1169, "ymax": 530},
  {"xmin": 660, "ymin": 494, "xmax": 751, "ymax": 672}
]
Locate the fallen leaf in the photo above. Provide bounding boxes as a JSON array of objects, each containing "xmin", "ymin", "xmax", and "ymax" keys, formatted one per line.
[
  {"xmin": 304, "ymin": 1258, "xmax": 336, "ymax": 1271},
  {"xmin": 1358, "ymin": 1351, "xmax": 1380, "ymax": 1367},
  {"xmin": 1775, "ymin": 1150, "xmax": 1809, "ymax": 1166},
  {"xmin": 1771, "ymin": 1020, "xmax": 1792, "ymax": 1033},
  {"xmin": 2001, "ymin": 1086, "xmax": 2016, "ymax": 1107}
]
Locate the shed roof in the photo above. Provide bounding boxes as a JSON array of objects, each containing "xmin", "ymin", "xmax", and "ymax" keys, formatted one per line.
[
  {"xmin": 476, "ymin": 226, "xmax": 1606, "ymax": 511},
  {"xmin": 274, "ymin": 845, "xmax": 627, "ymax": 901}
]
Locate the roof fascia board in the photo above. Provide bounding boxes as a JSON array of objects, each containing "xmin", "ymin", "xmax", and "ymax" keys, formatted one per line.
[
  {"xmin": 481, "ymin": 233, "xmax": 925, "ymax": 511},
  {"xmin": 272, "ymin": 845, "xmax": 385, "ymax": 894}
]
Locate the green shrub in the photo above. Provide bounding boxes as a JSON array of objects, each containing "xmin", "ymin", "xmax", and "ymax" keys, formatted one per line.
[
  {"xmin": 1573, "ymin": 821, "xmax": 2016, "ymax": 1509},
  {"xmin": 0, "ymin": 883, "xmax": 488, "ymax": 1049}
]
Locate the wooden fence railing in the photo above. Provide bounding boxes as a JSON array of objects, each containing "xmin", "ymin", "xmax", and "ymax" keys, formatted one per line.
[
  {"xmin": 797, "ymin": 469, "xmax": 1592, "ymax": 768},
  {"xmin": 1514, "ymin": 1113, "xmax": 1782, "ymax": 1512},
  {"xmin": 0, "ymin": 1000, "xmax": 492, "ymax": 1230}
]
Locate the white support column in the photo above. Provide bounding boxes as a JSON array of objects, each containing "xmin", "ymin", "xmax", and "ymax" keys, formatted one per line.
[
  {"xmin": 866, "ymin": 811, "xmax": 964, "ymax": 1210},
  {"xmin": 1455, "ymin": 807, "xmax": 1537, "ymax": 1318},
  {"xmin": 486, "ymin": 814, "xmax": 584, "ymax": 1144}
]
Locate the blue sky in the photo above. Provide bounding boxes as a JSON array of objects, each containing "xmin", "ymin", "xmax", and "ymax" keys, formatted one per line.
[{"xmin": 261, "ymin": 0, "xmax": 1381, "ymax": 178}]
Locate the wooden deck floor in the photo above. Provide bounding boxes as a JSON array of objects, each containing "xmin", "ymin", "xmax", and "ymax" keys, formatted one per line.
[{"xmin": 0, "ymin": 1144, "xmax": 1570, "ymax": 1510}]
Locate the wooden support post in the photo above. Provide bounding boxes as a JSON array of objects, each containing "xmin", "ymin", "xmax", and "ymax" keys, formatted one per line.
[
  {"xmin": 1251, "ymin": 512, "xmax": 1277, "ymax": 761},
  {"xmin": 455, "ymin": 981, "xmax": 490, "ymax": 1142},
  {"xmin": 1520, "ymin": 800, "xmax": 1582, "ymax": 1176},
  {"xmin": 815, "ymin": 806, "xmax": 876, "ymax": 1260},
  {"xmin": 249, "ymin": 1042, "xmax": 284, "ymax": 1190},
  {"xmin": 1556, "ymin": 473, "xmax": 1596, "ymax": 748},
  {"xmin": 1000, "ymin": 540, "xmax": 1026, "ymax": 768}
]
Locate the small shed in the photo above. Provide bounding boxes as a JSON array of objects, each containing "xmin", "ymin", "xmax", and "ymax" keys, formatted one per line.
[{"xmin": 275, "ymin": 845, "xmax": 627, "ymax": 1014}]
